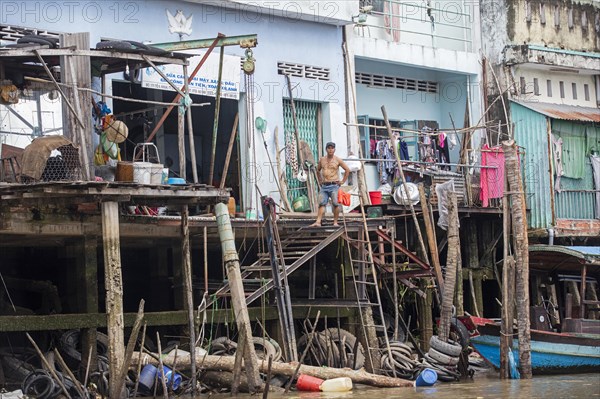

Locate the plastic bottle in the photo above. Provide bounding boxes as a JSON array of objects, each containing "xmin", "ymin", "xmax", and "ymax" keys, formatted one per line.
[{"xmin": 319, "ymin": 377, "xmax": 353, "ymax": 392}]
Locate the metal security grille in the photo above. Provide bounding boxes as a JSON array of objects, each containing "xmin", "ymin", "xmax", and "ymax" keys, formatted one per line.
[
  {"xmin": 278, "ymin": 62, "xmax": 330, "ymax": 81},
  {"xmin": 355, "ymin": 72, "xmax": 438, "ymax": 93},
  {"xmin": 283, "ymin": 99, "xmax": 320, "ymax": 204}
]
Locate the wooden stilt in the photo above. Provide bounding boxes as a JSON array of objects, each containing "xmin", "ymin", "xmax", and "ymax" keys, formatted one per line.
[
  {"xmin": 101, "ymin": 201, "xmax": 125, "ymax": 399},
  {"xmin": 181, "ymin": 206, "xmax": 197, "ymax": 396},
  {"xmin": 215, "ymin": 203, "xmax": 262, "ymax": 392},
  {"xmin": 418, "ymin": 184, "xmax": 444, "ymax": 297},
  {"xmin": 503, "ymin": 139, "xmax": 532, "ymax": 379},
  {"xmin": 439, "ymin": 192, "xmax": 460, "ymax": 342}
]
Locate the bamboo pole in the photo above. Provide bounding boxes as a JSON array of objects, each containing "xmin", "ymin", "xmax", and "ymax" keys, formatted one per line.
[
  {"xmin": 503, "ymin": 139, "xmax": 532, "ymax": 378},
  {"xmin": 184, "ymin": 66, "xmax": 199, "ymax": 184}
]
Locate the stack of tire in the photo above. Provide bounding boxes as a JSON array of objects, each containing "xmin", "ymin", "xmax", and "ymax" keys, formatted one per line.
[
  {"xmin": 421, "ymin": 335, "xmax": 463, "ymax": 382},
  {"xmin": 208, "ymin": 336, "xmax": 283, "ymax": 362},
  {"xmin": 296, "ymin": 328, "xmax": 364, "ymax": 370},
  {"xmin": 380, "ymin": 340, "xmax": 420, "ymax": 379}
]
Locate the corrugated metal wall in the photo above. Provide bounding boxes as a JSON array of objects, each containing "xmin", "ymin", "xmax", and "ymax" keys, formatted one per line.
[
  {"xmin": 511, "ymin": 102, "xmax": 552, "ymax": 230},
  {"xmin": 552, "ymin": 120, "xmax": 597, "ymax": 220}
]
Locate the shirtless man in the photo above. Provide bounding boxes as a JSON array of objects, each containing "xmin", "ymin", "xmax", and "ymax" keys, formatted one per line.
[{"xmin": 309, "ymin": 142, "xmax": 351, "ymax": 227}]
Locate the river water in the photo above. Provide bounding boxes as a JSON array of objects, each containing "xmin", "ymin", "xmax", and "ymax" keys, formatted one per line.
[{"xmin": 200, "ymin": 372, "xmax": 600, "ymax": 399}]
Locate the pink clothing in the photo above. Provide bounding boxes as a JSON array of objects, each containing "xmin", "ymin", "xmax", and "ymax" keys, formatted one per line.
[{"xmin": 480, "ymin": 144, "xmax": 505, "ymax": 207}]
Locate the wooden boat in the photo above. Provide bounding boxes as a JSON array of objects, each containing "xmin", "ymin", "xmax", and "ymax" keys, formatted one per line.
[
  {"xmin": 470, "ymin": 318, "xmax": 600, "ymax": 374},
  {"xmin": 470, "ymin": 245, "xmax": 600, "ymax": 375}
]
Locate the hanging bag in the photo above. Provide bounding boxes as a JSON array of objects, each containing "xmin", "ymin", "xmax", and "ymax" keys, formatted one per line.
[{"xmin": 338, "ymin": 188, "xmax": 351, "ymax": 206}]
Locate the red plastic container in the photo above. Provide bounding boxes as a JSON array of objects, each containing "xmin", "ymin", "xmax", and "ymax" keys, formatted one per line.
[
  {"xmin": 296, "ymin": 374, "xmax": 324, "ymax": 391},
  {"xmin": 369, "ymin": 191, "xmax": 382, "ymax": 205}
]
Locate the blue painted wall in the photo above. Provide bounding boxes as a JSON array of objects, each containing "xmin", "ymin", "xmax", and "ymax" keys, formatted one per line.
[{"xmin": 2, "ymin": 0, "xmax": 349, "ymax": 210}]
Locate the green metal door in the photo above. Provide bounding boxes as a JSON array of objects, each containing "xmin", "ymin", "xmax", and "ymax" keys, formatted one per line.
[{"xmin": 283, "ymin": 99, "xmax": 320, "ymax": 203}]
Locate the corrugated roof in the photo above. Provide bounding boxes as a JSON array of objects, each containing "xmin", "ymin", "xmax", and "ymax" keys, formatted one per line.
[
  {"xmin": 512, "ymin": 100, "xmax": 600, "ymax": 123},
  {"xmin": 529, "ymin": 245, "xmax": 600, "ymax": 276}
]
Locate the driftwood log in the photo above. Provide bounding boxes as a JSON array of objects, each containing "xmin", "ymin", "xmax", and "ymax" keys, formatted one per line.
[{"xmin": 133, "ymin": 353, "xmax": 413, "ymax": 388}]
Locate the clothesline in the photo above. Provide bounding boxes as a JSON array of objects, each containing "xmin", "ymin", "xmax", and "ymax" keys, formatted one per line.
[
  {"xmin": 342, "ymin": 158, "xmax": 498, "ymax": 169},
  {"xmin": 344, "ymin": 121, "xmax": 506, "ymax": 136}
]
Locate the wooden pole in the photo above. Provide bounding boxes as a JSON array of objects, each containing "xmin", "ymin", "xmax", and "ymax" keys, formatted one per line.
[
  {"xmin": 215, "ymin": 203, "xmax": 262, "ymax": 392},
  {"xmin": 418, "ymin": 184, "xmax": 445, "ymax": 297},
  {"xmin": 500, "ymin": 155, "xmax": 512, "ymax": 379},
  {"xmin": 178, "ymin": 98, "xmax": 186, "ymax": 180},
  {"xmin": 503, "ymin": 139, "xmax": 532, "ymax": 378},
  {"xmin": 209, "ymin": 46, "xmax": 225, "ymax": 186},
  {"xmin": 144, "ymin": 35, "xmax": 223, "ymax": 146},
  {"xmin": 274, "ymin": 126, "xmax": 292, "ymax": 212},
  {"xmin": 101, "ymin": 201, "xmax": 125, "ymax": 399},
  {"xmin": 220, "ymin": 113, "xmax": 239, "ymax": 189},
  {"xmin": 439, "ymin": 192, "xmax": 459, "ymax": 342},
  {"xmin": 181, "ymin": 205, "xmax": 197, "ymax": 395}
]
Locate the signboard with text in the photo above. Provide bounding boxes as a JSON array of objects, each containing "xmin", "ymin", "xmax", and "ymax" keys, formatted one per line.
[{"xmin": 141, "ymin": 50, "xmax": 240, "ymax": 100}]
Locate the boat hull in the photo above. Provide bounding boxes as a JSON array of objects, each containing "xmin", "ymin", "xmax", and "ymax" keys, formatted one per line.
[{"xmin": 470, "ymin": 322, "xmax": 600, "ymax": 375}]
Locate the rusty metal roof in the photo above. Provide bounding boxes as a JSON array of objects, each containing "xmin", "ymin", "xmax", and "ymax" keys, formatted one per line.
[{"xmin": 512, "ymin": 100, "xmax": 600, "ymax": 123}]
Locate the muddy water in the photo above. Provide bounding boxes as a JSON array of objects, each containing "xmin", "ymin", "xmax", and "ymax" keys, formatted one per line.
[{"xmin": 197, "ymin": 373, "xmax": 600, "ymax": 399}]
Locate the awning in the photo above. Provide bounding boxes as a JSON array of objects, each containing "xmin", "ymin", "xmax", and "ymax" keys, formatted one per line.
[
  {"xmin": 512, "ymin": 100, "xmax": 600, "ymax": 123},
  {"xmin": 529, "ymin": 245, "xmax": 600, "ymax": 276}
]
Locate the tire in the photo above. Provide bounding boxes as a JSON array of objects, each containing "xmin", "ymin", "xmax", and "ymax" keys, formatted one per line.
[
  {"xmin": 427, "ymin": 347, "xmax": 459, "ymax": 366},
  {"xmin": 58, "ymin": 330, "xmax": 110, "ymax": 369},
  {"xmin": 17, "ymin": 35, "xmax": 58, "ymax": 48},
  {"xmin": 429, "ymin": 335, "xmax": 462, "ymax": 357},
  {"xmin": 95, "ymin": 40, "xmax": 133, "ymax": 51},
  {"xmin": 450, "ymin": 318, "xmax": 470, "ymax": 349},
  {"xmin": 321, "ymin": 328, "xmax": 365, "ymax": 370}
]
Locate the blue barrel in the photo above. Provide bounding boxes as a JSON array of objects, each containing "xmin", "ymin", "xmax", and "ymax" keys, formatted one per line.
[
  {"xmin": 415, "ymin": 368, "xmax": 438, "ymax": 387},
  {"xmin": 138, "ymin": 364, "xmax": 158, "ymax": 393},
  {"xmin": 161, "ymin": 366, "xmax": 182, "ymax": 391}
]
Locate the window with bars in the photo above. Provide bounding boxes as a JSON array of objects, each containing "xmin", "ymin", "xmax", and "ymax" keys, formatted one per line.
[{"xmin": 355, "ymin": 72, "xmax": 438, "ymax": 93}]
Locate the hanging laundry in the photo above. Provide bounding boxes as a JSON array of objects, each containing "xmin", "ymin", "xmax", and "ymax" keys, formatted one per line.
[
  {"xmin": 437, "ymin": 133, "xmax": 451, "ymax": 170},
  {"xmin": 285, "ymin": 133, "xmax": 298, "ymax": 175},
  {"xmin": 591, "ymin": 155, "xmax": 600, "ymax": 219},
  {"xmin": 399, "ymin": 140, "xmax": 409, "ymax": 161},
  {"xmin": 479, "ymin": 144, "xmax": 505, "ymax": 207},
  {"xmin": 448, "ymin": 132, "xmax": 458, "ymax": 150},
  {"xmin": 551, "ymin": 134, "xmax": 564, "ymax": 192}
]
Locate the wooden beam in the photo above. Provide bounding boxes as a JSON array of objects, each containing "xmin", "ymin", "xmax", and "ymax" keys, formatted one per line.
[{"xmin": 101, "ymin": 201, "xmax": 125, "ymax": 399}]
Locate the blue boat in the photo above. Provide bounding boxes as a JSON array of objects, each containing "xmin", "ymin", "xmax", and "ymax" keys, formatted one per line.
[
  {"xmin": 471, "ymin": 321, "xmax": 600, "ymax": 374},
  {"xmin": 470, "ymin": 245, "xmax": 600, "ymax": 375}
]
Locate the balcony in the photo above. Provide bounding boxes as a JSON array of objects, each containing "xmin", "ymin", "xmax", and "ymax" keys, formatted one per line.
[{"xmin": 354, "ymin": 0, "xmax": 475, "ymax": 52}]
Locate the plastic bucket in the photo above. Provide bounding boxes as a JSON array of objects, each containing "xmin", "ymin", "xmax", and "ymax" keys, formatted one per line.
[
  {"xmin": 133, "ymin": 162, "xmax": 152, "ymax": 184},
  {"xmin": 296, "ymin": 374, "xmax": 324, "ymax": 391},
  {"xmin": 116, "ymin": 161, "xmax": 134, "ymax": 182},
  {"xmin": 414, "ymin": 368, "xmax": 438, "ymax": 387},
  {"xmin": 369, "ymin": 191, "xmax": 382, "ymax": 205},
  {"xmin": 150, "ymin": 163, "xmax": 164, "ymax": 185},
  {"xmin": 138, "ymin": 364, "xmax": 158, "ymax": 393},
  {"xmin": 319, "ymin": 377, "xmax": 353, "ymax": 392},
  {"xmin": 160, "ymin": 366, "xmax": 182, "ymax": 391}
]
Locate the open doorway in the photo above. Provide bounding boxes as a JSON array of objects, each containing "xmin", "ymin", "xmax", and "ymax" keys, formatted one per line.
[{"xmin": 112, "ymin": 81, "xmax": 241, "ymax": 205}]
